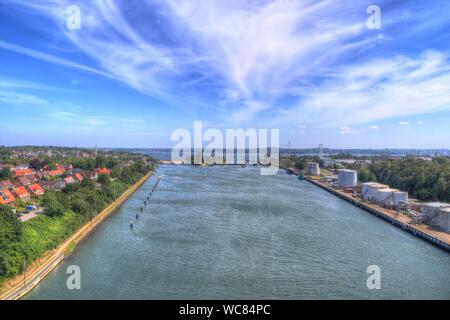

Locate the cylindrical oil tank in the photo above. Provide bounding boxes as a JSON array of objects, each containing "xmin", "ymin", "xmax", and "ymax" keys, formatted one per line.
[
  {"xmin": 338, "ymin": 169, "xmax": 357, "ymax": 188},
  {"xmin": 366, "ymin": 183, "xmax": 389, "ymax": 200},
  {"xmin": 422, "ymin": 202, "xmax": 450, "ymax": 220},
  {"xmin": 306, "ymin": 162, "xmax": 320, "ymax": 176},
  {"xmin": 439, "ymin": 208, "xmax": 450, "ymax": 233},
  {"xmin": 392, "ymin": 191, "xmax": 408, "ymax": 207},
  {"xmin": 376, "ymin": 188, "xmax": 393, "ymax": 204},
  {"xmin": 366, "ymin": 183, "xmax": 389, "ymax": 199},
  {"xmin": 361, "ymin": 182, "xmax": 377, "ymax": 196}
]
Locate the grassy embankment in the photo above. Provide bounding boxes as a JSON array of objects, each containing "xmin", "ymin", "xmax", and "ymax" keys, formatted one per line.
[{"xmin": 0, "ymin": 161, "xmax": 154, "ymax": 284}]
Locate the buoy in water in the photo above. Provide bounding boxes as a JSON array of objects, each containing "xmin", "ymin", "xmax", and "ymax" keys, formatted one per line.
[
  {"xmin": 136, "ymin": 214, "xmax": 139, "ymax": 220},
  {"xmin": 129, "ymin": 220, "xmax": 134, "ymax": 229},
  {"xmin": 140, "ymin": 207, "xmax": 143, "ymax": 212}
]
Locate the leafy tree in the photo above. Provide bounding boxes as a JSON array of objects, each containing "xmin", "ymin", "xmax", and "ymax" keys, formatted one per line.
[
  {"xmin": 368, "ymin": 158, "xmax": 450, "ymax": 202},
  {"xmin": 358, "ymin": 168, "xmax": 377, "ymax": 182},
  {"xmin": 81, "ymin": 177, "xmax": 95, "ymax": 189},
  {"xmin": 0, "ymin": 168, "xmax": 11, "ymax": 179},
  {"xmin": 95, "ymin": 155, "xmax": 106, "ymax": 168},
  {"xmin": 42, "ymin": 192, "xmax": 65, "ymax": 217},
  {"xmin": 29, "ymin": 158, "xmax": 43, "ymax": 171},
  {"xmin": 0, "ymin": 206, "xmax": 22, "ymax": 247},
  {"xmin": 97, "ymin": 174, "xmax": 110, "ymax": 186}
]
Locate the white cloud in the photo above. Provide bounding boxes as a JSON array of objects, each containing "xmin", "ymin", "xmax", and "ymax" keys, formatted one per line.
[
  {"xmin": 2, "ymin": 0, "xmax": 378, "ymax": 113},
  {"xmin": 399, "ymin": 121, "xmax": 409, "ymax": 126},
  {"xmin": 0, "ymin": 89, "xmax": 48, "ymax": 106},
  {"xmin": 418, "ymin": 121, "xmax": 424, "ymax": 125},
  {"xmin": 0, "ymin": 40, "xmax": 117, "ymax": 81},
  {"xmin": 4, "ymin": 0, "xmax": 450, "ymax": 130},
  {"xmin": 340, "ymin": 124, "xmax": 380, "ymax": 135},
  {"xmin": 340, "ymin": 125, "xmax": 357, "ymax": 135},
  {"xmin": 275, "ymin": 50, "xmax": 450, "ymax": 128}
]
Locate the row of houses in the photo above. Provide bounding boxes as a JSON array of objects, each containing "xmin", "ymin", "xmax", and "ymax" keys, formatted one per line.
[
  {"xmin": 0, "ymin": 166, "xmax": 111, "ymax": 206},
  {"xmin": 0, "ymin": 184, "xmax": 45, "ymax": 205}
]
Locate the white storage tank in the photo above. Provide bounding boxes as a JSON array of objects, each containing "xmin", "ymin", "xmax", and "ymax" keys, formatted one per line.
[
  {"xmin": 392, "ymin": 191, "xmax": 408, "ymax": 207},
  {"xmin": 337, "ymin": 169, "xmax": 357, "ymax": 188},
  {"xmin": 306, "ymin": 162, "xmax": 320, "ymax": 176},
  {"xmin": 438, "ymin": 208, "xmax": 450, "ymax": 233},
  {"xmin": 422, "ymin": 202, "xmax": 450, "ymax": 219},
  {"xmin": 422, "ymin": 202, "xmax": 450, "ymax": 229},
  {"xmin": 361, "ymin": 182, "xmax": 378, "ymax": 196},
  {"xmin": 366, "ymin": 183, "xmax": 389, "ymax": 200},
  {"xmin": 376, "ymin": 188, "xmax": 394, "ymax": 204}
]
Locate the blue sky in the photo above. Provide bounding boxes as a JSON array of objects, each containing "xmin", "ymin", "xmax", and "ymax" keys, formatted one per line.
[{"xmin": 0, "ymin": 0, "xmax": 450, "ymax": 148}]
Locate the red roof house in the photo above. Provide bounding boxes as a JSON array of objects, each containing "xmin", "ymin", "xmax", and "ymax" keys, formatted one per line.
[
  {"xmin": 0, "ymin": 189, "xmax": 15, "ymax": 204},
  {"xmin": 28, "ymin": 183, "xmax": 45, "ymax": 196},
  {"xmin": 64, "ymin": 176, "xmax": 76, "ymax": 184},
  {"xmin": 41, "ymin": 180, "xmax": 66, "ymax": 191},
  {"xmin": 18, "ymin": 175, "xmax": 38, "ymax": 186},
  {"xmin": 0, "ymin": 179, "xmax": 13, "ymax": 190},
  {"xmin": 13, "ymin": 168, "xmax": 35, "ymax": 177},
  {"xmin": 96, "ymin": 168, "xmax": 110, "ymax": 175},
  {"xmin": 74, "ymin": 173, "xmax": 84, "ymax": 182},
  {"xmin": 13, "ymin": 186, "xmax": 31, "ymax": 200},
  {"xmin": 47, "ymin": 169, "xmax": 64, "ymax": 177},
  {"xmin": 83, "ymin": 170, "xmax": 98, "ymax": 180}
]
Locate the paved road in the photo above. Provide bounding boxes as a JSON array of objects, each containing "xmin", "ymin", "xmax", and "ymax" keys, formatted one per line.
[{"xmin": 2, "ymin": 254, "xmax": 64, "ymax": 300}]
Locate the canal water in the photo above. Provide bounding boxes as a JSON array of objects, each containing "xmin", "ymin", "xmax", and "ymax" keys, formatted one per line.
[{"xmin": 26, "ymin": 165, "xmax": 450, "ymax": 299}]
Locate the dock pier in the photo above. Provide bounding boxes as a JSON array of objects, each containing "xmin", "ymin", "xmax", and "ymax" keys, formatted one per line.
[{"xmin": 304, "ymin": 176, "xmax": 450, "ymax": 253}]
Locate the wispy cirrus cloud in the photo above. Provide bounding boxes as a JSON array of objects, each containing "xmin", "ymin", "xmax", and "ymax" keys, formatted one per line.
[
  {"xmin": 2, "ymin": 0, "xmax": 450, "ymax": 131},
  {"xmin": 0, "ymin": 40, "xmax": 118, "ymax": 81},
  {"xmin": 0, "ymin": 89, "xmax": 48, "ymax": 106},
  {"xmin": 275, "ymin": 50, "xmax": 450, "ymax": 128},
  {"xmin": 0, "ymin": 1, "xmax": 380, "ymax": 115}
]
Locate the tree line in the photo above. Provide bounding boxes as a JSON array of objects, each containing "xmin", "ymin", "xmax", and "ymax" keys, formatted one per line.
[
  {"xmin": 358, "ymin": 158, "xmax": 450, "ymax": 202},
  {"xmin": 0, "ymin": 159, "xmax": 156, "ymax": 281}
]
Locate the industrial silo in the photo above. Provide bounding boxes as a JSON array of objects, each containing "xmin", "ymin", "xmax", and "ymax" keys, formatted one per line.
[
  {"xmin": 439, "ymin": 208, "xmax": 450, "ymax": 233},
  {"xmin": 361, "ymin": 182, "xmax": 378, "ymax": 196},
  {"xmin": 392, "ymin": 191, "xmax": 408, "ymax": 207},
  {"xmin": 375, "ymin": 188, "xmax": 394, "ymax": 204},
  {"xmin": 337, "ymin": 169, "xmax": 357, "ymax": 188},
  {"xmin": 366, "ymin": 183, "xmax": 389, "ymax": 200},
  {"xmin": 422, "ymin": 203, "xmax": 450, "ymax": 229},
  {"xmin": 306, "ymin": 162, "xmax": 320, "ymax": 176}
]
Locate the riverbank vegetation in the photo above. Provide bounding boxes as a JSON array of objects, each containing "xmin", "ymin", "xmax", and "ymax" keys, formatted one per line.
[
  {"xmin": 280, "ymin": 155, "xmax": 324, "ymax": 170},
  {"xmin": 281, "ymin": 154, "xmax": 450, "ymax": 203},
  {"xmin": 367, "ymin": 158, "xmax": 450, "ymax": 202},
  {"xmin": 0, "ymin": 157, "xmax": 156, "ymax": 283}
]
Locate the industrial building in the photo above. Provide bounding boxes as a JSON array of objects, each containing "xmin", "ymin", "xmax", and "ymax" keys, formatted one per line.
[
  {"xmin": 361, "ymin": 182, "xmax": 380, "ymax": 196},
  {"xmin": 363, "ymin": 183, "xmax": 389, "ymax": 200},
  {"xmin": 422, "ymin": 202, "xmax": 450, "ymax": 232},
  {"xmin": 392, "ymin": 191, "xmax": 408, "ymax": 207},
  {"xmin": 375, "ymin": 188, "xmax": 395, "ymax": 204},
  {"xmin": 439, "ymin": 208, "xmax": 450, "ymax": 233},
  {"xmin": 306, "ymin": 162, "xmax": 320, "ymax": 176},
  {"xmin": 359, "ymin": 182, "xmax": 409, "ymax": 208},
  {"xmin": 337, "ymin": 169, "xmax": 357, "ymax": 188}
]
